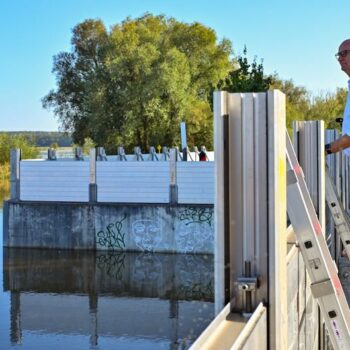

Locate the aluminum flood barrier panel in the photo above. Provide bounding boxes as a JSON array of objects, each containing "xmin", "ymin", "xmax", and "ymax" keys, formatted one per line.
[{"xmin": 210, "ymin": 90, "xmax": 287, "ymax": 349}]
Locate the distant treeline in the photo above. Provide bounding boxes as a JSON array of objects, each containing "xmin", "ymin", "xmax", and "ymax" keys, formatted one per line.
[{"xmin": 0, "ymin": 132, "xmax": 72, "ymax": 147}]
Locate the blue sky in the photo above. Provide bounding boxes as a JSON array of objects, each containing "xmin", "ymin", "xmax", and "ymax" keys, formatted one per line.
[{"xmin": 0, "ymin": 0, "xmax": 349, "ymax": 131}]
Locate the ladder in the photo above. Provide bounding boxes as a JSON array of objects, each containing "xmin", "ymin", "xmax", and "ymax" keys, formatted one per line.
[
  {"xmin": 325, "ymin": 167, "xmax": 350, "ymax": 259},
  {"xmin": 286, "ymin": 131, "xmax": 350, "ymax": 350}
]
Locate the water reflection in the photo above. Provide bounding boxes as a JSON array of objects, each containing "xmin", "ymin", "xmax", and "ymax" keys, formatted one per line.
[{"xmin": 2, "ymin": 248, "xmax": 214, "ymax": 349}]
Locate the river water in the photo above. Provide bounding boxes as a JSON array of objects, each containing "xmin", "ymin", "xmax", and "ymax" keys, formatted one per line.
[{"xmin": 0, "ymin": 209, "xmax": 214, "ymax": 349}]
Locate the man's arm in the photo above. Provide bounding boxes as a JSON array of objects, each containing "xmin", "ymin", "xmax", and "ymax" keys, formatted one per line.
[{"xmin": 325, "ymin": 134, "xmax": 350, "ymax": 154}]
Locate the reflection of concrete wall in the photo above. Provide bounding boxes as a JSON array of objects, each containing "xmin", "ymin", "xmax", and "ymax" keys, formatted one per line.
[
  {"xmin": 3, "ymin": 248, "xmax": 214, "ymax": 301},
  {"xmin": 19, "ymin": 294, "xmax": 214, "ymax": 342},
  {"xmin": 4, "ymin": 201, "xmax": 213, "ymax": 253}
]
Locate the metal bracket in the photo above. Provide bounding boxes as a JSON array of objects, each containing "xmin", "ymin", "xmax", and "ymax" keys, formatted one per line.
[
  {"xmin": 236, "ymin": 277, "xmax": 258, "ymax": 292},
  {"xmin": 310, "ymin": 278, "xmax": 334, "ymax": 299}
]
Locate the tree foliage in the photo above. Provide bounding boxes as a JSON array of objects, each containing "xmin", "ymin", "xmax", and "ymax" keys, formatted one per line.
[
  {"xmin": 270, "ymin": 78, "xmax": 347, "ymax": 132},
  {"xmin": 220, "ymin": 47, "xmax": 273, "ymax": 93},
  {"xmin": 43, "ymin": 14, "xmax": 233, "ymax": 151},
  {"xmin": 0, "ymin": 134, "xmax": 38, "ymax": 165},
  {"xmin": 305, "ymin": 88, "xmax": 347, "ymax": 130}
]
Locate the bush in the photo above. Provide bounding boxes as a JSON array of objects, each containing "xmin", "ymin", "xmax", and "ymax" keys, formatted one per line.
[{"xmin": 0, "ymin": 134, "xmax": 38, "ymax": 164}]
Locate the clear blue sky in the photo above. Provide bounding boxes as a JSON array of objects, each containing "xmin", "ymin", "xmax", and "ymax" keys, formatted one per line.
[{"xmin": 0, "ymin": 0, "xmax": 349, "ymax": 131}]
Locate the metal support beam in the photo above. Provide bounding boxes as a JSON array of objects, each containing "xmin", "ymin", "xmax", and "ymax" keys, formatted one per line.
[
  {"xmin": 169, "ymin": 148, "xmax": 178, "ymax": 204},
  {"xmin": 10, "ymin": 149, "xmax": 20, "ymax": 201},
  {"xmin": 89, "ymin": 148, "xmax": 97, "ymax": 202}
]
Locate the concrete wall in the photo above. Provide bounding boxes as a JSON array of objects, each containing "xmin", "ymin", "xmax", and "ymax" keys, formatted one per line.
[{"xmin": 3, "ymin": 200, "xmax": 214, "ymax": 253}]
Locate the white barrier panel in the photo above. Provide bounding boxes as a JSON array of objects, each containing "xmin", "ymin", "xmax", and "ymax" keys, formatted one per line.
[
  {"xmin": 20, "ymin": 161, "xmax": 89, "ymax": 202},
  {"xmin": 177, "ymin": 162, "xmax": 214, "ymax": 204},
  {"xmin": 97, "ymin": 162, "xmax": 170, "ymax": 203}
]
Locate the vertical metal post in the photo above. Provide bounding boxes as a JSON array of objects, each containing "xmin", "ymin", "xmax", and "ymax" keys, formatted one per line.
[
  {"xmin": 169, "ymin": 148, "xmax": 178, "ymax": 204},
  {"xmin": 75, "ymin": 147, "xmax": 84, "ymax": 160},
  {"xmin": 293, "ymin": 120, "xmax": 325, "ymax": 349},
  {"xmin": 213, "ymin": 91, "xmax": 228, "ymax": 314},
  {"xmin": 10, "ymin": 149, "xmax": 20, "ymax": 201},
  {"xmin": 89, "ymin": 148, "xmax": 97, "ymax": 202},
  {"xmin": 213, "ymin": 90, "xmax": 287, "ymax": 349},
  {"xmin": 267, "ymin": 90, "xmax": 287, "ymax": 350},
  {"xmin": 293, "ymin": 121, "xmax": 325, "ymax": 230},
  {"xmin": 180, "ymin": 122, "xmax": 187, "ymax": 161}
]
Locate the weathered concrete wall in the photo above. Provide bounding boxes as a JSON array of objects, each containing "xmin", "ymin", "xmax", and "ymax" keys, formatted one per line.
[{"xmin": 3, "ymin": 200, "xmax": 214, "ymax": 253}]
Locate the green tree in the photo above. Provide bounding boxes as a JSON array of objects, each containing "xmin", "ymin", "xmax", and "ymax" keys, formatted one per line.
[
  {"xmin": 43, "ymin": 14, "xmax": 233, "ymax": 152},
  {"xmin": 82, "ymin": 137, "xmax": 95, "ymax": 155},
  {"xmin": 0, "ymin": 134, "xmax": 38, "ymax": 164},
  {"xmin": 269, "ymin": 77, "xmax": 310, "ymax": 132},
  {"xmin": 220, "ymin": 47, "xmax": 273, "ymax": 93},
  {"xmin": 306, "ymin": 88, "xmax": 347, "ymax": 130}
]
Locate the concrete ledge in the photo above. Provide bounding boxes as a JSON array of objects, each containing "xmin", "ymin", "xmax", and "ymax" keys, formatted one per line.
[{"xmin": 3, "ymin": 200, "xmax": 214, "ymax": 254}]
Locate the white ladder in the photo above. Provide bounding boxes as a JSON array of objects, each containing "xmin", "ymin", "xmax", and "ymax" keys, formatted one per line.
[
  {"xmin": 286, "ymin": 131, "xmax": 350, "ymax": 350},
  {"xmin": 325, "ymin": 167, "xmax": 350, "ymax": 259}
]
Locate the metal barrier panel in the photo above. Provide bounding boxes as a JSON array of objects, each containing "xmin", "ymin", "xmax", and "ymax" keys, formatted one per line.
[
  {"xmin": 293, "ymin": 121, "xmax": 326, "ymax": 350},
  {"xmin": 20, "ymin": 161, "xmax": 89, "ymax": 202},
  {"xmin": 213, "ymin": 90, "xmax": 287, "ymax": 349},
  {"xmin": 190, "ymin": 303, "xmax": 267, "ymax": 350},
  {"xmin": 213, "ymin": 90, "xmax": 228, "ymax": 314},
  {"xmin": 97, "ymin": 162, "xmax": 170, "ymax": 203},
  {"xmin": 177, "ymin": 162, "xmax": 214, "ymax": 204},
  {"xmin": 231, "ymin": 303, "xmax": 267, "ymax": 350}
]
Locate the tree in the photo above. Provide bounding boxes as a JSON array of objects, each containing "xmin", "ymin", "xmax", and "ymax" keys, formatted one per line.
[
  {"xmin": 220, "ymin": 47, "xmax": 273, "ymax": 93},
  {"xmin": 43, "ymin": 14, "xmax": 233, "ymax": 152},
  {"xmin": 269, "ymin": 77, "xmax": 310, "ymax": 132},
  {"xmin": 305, "ymin": 88, "xmax": 347, "ymax": 130},
  {"xmin": 0, "ymin": 134, "xmax": 38, "ymax": 165}
]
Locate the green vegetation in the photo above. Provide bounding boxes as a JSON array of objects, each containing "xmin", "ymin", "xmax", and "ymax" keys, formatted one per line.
[
  {"xmin": 42, "ymin": 14, "xmax": 232, "ymax": 152},
  {"xmin": 0, "ymin": 134, "xmax": 38, "ymax": 164},
  {"xmin": 0, "ymin": 131, "xmax": 72, "ymax": 147},
  {"xmin": 0, "ymin": 134, "xmax": 38, "ymax": 198},
  {"xmin": 42, "ymin": 14, "xmax": 346, "ymax": 152}
]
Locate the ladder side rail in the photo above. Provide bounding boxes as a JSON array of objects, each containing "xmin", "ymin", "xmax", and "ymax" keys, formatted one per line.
[{"xmin": 286, "ymin": 132, "xmax": 350, "ymax": 350}]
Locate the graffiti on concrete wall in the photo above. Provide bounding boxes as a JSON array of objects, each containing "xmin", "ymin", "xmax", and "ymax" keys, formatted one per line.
[
  {"xmin": 176, "ymin": 255, "xmax": 214, "ymax": 300},
  {"xmin": 177, "ymin": 207, "xmax": 213, "ymax": 227},
  {"xmin": 96, "ymin": 214, "xmax": 127, "ymax": 250},
  {"xmin": 96, "ymin": 251, "xmax": 126, "ymax": 280},
  {"xmin": 132, "ymin": 253, "xmax": 162, "ymax": 288},
  {"xmin": 176, "ymin": 207, "xmax": 214, "ymax": 253},
  {"xmin": 131, "ymin": 219, "xmax": 162, "ymax": 252}
]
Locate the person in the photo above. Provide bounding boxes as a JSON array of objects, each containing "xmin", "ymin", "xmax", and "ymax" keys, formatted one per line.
[
  {"xmin": 325, "ymin": 39, "xmax": 350, "ymax": 155},
  {"xmin": 199, "ymin": 146, "xmax": 207, "ymax": 161}
]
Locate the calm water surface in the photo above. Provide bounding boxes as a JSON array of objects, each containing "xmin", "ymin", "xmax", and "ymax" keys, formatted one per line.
[{"xmin": 0, "ymin": 210, "xmax": 214, "ymax": 349}]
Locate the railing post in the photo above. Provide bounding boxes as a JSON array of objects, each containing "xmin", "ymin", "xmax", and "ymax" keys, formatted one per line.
[
  {"xmin": 169, "ymin": 148, "xmax": 178, "ymax": 204},
  {"xmin": 74, "ymin": 147, "xmax": 84, "ymax": 160},
  {"xmin": 89, "ymin": 148, "xmax": 97, "ymax": 203},
  {"xmin": 47, "ymin": 148, "xmax": 57, "ymax": 160},
  {"xmin": 10, "ymin": 149, "xmax": 21, "ymax": 200}
]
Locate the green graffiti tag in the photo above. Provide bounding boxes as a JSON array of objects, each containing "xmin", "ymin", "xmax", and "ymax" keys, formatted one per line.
[
  {"xmin": 97, "ymin": 214, "xmax": 127, "ymax": 250},
  {"xmin": 178, "ymin": 207, "xmax": 213, "ymax": 226},
  {"xmin": 177, "ymin": 280, "xmax": 214, "ymax": 301},
  {"xmin": 96, "ymin": 252, "xmax": 126, "ymax": 280}
]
